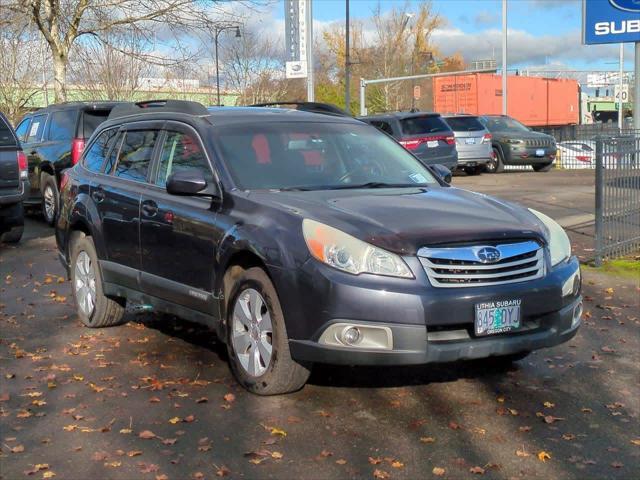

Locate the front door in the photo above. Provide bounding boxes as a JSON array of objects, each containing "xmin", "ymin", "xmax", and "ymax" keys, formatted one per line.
[
  {"xmin": 95, "ymin": 124, "xmax": 161, "ymax": 288},
  {"xmin": 139, "ymin": 123, "xmax": 220, "ymax": 314}
]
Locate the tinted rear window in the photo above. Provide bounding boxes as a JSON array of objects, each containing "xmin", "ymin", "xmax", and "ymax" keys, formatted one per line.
[
  {"xmin": 400, "ymin": 116, "xmax": 449, "ymax": 135},
  {"xmin": 0, "ymin": 116, "xmax": 16, "ymax": 147},
  {"xmin": 83, "ymin": 111, "xmax": 111, "ymax": 138},
  {"xmin": 47, "ymin": 110, "xmax": 77, "ymax": 141},
  {"xmin": 445, "ymin": 116, "xmax": 485, "ymax": 132}
]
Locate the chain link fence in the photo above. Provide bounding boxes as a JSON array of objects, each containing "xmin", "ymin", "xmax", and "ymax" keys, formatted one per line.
[{"xmin": 594, "ymin": 134, "xmax": 640, "ymax": 266}]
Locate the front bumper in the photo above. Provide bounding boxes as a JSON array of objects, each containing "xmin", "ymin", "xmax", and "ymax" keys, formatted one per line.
[
  {"xmin": 284, "ymin": 255, "xmax": 581, "ymax": 366},
  {"xmin": 503, "ymin": 145, "xmax": 557, "ymax": 164}
]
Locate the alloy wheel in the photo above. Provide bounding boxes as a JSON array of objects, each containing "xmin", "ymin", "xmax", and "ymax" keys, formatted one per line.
[
  {"xmin": 231, "ymin": 288, "xmax": 273, "ymax": 377},
  {"xmin": 74, "ymin": 251, "xmax": 96, "ymax": 316},
  {"xmin": 44, "ymin": 185, "xmax": 56, "ymax": 221}
]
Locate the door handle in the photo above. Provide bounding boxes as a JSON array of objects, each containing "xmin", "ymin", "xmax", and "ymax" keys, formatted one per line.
[
  {"xmin": 141, "ymin": 200, "xmax": 158, "ymax": 217},
  {"xmin": 91, "ymin": 188, "xmax": 105, "ymax": 203}
]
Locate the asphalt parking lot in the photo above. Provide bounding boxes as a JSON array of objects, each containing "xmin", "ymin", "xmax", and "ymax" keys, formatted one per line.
[{"xmin": 1, "ymin": 170, "xmax": 638, "ymax": 480}]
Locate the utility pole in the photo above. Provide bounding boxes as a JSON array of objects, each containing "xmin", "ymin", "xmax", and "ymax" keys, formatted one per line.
[
  {"xmin": 502, "ymin": 0, "xmax": 507, "ymax": 115},
  {"xmin": 306, "ymin": 0, "xmax": 315, "ymax": 101},
  {"xmin": 345, "ymin": 0, "xmax": 350, "ymax": 113},
  {"xmin": 618, "ymin": 43, "xmax": 624, "ymax": 131},
  {"xmin": 635, "ymin": 42, "xmax": 640, "ymax": 130}
]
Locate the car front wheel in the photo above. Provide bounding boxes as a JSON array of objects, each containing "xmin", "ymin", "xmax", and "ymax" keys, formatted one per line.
[
  {"xmin": 41, "ymin": 174, "xmax": 59, "ymax": 226},
  {"xmin": 225, "ymin": 266, "xmax": 310, "ymax": 395},
  {"xmin": 70, "ymin": 233, "xmax": 125, "ymax": 328},
  {"xmin": 486, "ymin": 148, "xmax": 505, "ymax": 173}
]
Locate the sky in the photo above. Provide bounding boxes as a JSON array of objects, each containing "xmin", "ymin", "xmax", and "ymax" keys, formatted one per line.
[{"xmin": 264, "ymin": 0, "xmax": 636, "ymax": 73}]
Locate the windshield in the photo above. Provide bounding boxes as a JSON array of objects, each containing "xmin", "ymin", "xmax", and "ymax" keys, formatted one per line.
[
  {"xmin": 445, "ymin": 116, "xmax": 485, "ymax": 132},
  {"xmin": 481, "ymin": 116, "xmax": 530, "ymax": 132},
  {"xmin": 214, "ymin": 122, "xmax": 438, "ymax": 190}
]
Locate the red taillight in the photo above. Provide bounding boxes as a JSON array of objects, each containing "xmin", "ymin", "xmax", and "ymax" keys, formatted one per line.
[
  {"xmin": 399, "ymin": 135, "xmax": 454, "ymax": 150},
  {"xmin": 482, "ymin": 133, "xmax": 492, "ymax": 143},
  {"xmin": 575, "ymin": 155, "xmax": 591, "ymax": 163},
  {"xmin": 71, "ymin": 138, "xmax": 85, "ymax": 165},
  {"xmin": 17, "ymin": 151, "xmax": 28, "ymax": 171}
]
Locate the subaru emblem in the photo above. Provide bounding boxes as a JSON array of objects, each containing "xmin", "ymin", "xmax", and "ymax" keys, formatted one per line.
[{"xmin": 476, "ymin": 246, "xmax": 501, "ymax": 263}]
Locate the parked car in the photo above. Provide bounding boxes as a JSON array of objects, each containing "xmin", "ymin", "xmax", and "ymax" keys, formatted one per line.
[
  {"xmin": 0, "ymin": 112, "xmax": 29, "ymax": 243},
  {"xmin": 14, "ymin": 101, "xmax": 122, "ymax": 225},
  {"xmin": 478, "ymin": 115, "xmax": 557, "ymax": 173},
  {"xmin": 557, "ymin": 141, "xmax": 595, "ymax": 169},
  {"xmin": 358, "ymin": 111, "xmax": 458, "ymax": 171},
  {"xmin": 56, "ymin": 100, "xmax": 582, "ymax": 395},
  {"xmin": 442, "ymin": 114, "xmax": 492, "ymax": 175}
]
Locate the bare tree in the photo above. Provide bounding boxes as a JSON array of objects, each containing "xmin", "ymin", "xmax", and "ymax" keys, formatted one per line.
[
  {"xmin": 0, "ymin": 15, "xmax": 45, "ymax": 122},
  {"xmin": 70, "ymin": 33, "xmax": 152, "ymax": 101},
  {"xmin": 1, "ymin": 0, "xmax": 253, "ymax": 103}
]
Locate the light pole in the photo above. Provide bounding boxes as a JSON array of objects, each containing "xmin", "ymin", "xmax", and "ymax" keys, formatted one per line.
[
  {"xmin": 213, "ymin": 24, "xmax": 241, "ymax": 107},
  {"xmin": 502, "ymin": 0, "xmax": 507, "ymax": 115}
]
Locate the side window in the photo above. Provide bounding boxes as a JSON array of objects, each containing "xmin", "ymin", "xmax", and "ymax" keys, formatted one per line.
[
  {"xmin": 82, "ymin": 129, "xmax": 120, "ymax": 173},
  {"xmin": 156, "ymin": 131, "xmax": 213, "ymax": 188},
  {"xmin": 372, "ymin": 120, "xmax": 394, "ymax": 136},
  {"xmin": 26, "ymin": 114, "xmax": 47, "ymax": 143},
  {"xmin": 14, "ymin": 118, "xmax": 31, "ymax": 141},
  {"xmin": 47, "ymin": 110, "xmax": 77, "ymax": 141},
  {"xmin": 113, "ymin": 130, "xmax": 158, "ymax": 182},
  {"xmin": 0, "ymin": 116, "xmax": 16, "ymax": 147}
]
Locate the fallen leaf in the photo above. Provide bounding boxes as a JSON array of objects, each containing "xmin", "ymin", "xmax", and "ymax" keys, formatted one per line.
[
  {"xmin": 271, "ymin": 451, "xmax": 283, "ymax": 459},
  {"xmin": 139, "ymin": 430, "xmax": 156, "ymax": 439},
  {"xmin": 516, "ymin": 447, "xmax": 530, "ymax": 457},
  {"xmin": 156, "ymin": 475, "xmax": 169, "ymax": 480},
  {"xmin": 519, "ymin": 426, "xmax": 532, "ymax": 432},
  {"xmin": 630, "ymin": 439, "xmax": 640, "ymax": 446},
  {"xmin": 373, "ymin": 469, "xmax": 390, "ymax": 479},
  {"xmin": 169, "ymin": 417, "xmax": 181, "ymax": 424},
  {"xmin": 223, "ymin": 393, "xmax": 235, "ymax": 403},
  {"xmin": 562, "ymin": 433, "xmax": 576, "ymax": 441},
  {"xmin": 128, "ymin": 450, "xmax": 143, "ymax": 457},
  {"xmin": 92, "ymin": 451, "xmax": 109, "ymax": 461},
  {"xmin": 420, "ymin": 436, "xmax": 436, "ymax": 443},
  {"xmin": 470, "ymin": 466, "xmax": 486, "ymax": 474},
  {"xmin": 368, "ymin": 457, "xmax": 383, "ymax": 465},
  {"xmin": 270, "ymin": 427, "xmax": 287, "ymax": 437},
  {"xmin": 139, "ymin": 463, "xmax": 159, "ymax": 473},
  {"xmin": 23, "ymin": 463, "xmax": 50, "ymax": 475},
  {"xmin": 604, "ymin": 287, "xmax": 614, "ymax": 295},
  {"xmin": 104, "ymin": 461, "xmax": 122, "ymax": 468},
  {"xmin": 543, "ymin": 401, "xmax": 555, "ymax": 408},
  {"xmin": 184, "ymin": 415, "xmax": 195, "ymax": 423},
  {"xmin": 162, "ymin": 438, "xmax": 177, "ymax": 446},
  {"xmin": 195, "ymin": 397, "xmax": 208, "ymax": 404},
  {"xmin": 391, "ymin": 460, "xmax": 404, "ymax": 468},
  {"xmin": 433, "ymin": 466, "xmax": 446, "ymax": 476},
  {"xmin": 119, "ymin": 428, "xmax": 132, "ymax": 434},
  {"xmin": 611, "ymin": 461, "xmax": 623, "ymax": 468},
  {"xmin": 215, "ymin": 465, "xmax": 231, "ymax": 476},
  {"xmin": 537, "ymin": 451, "xmax": 551, "ymax": 462},
  {"xmin": 43, "ymin": 472, "xmax": 56, "ymax": 479},
  {"xmin": 9, "ymin": 444, "xmax": 25, "ymax": 453},
  {"xmin": 448, "ymin": 421, "xmax": 462, "ymax": 430},
  {"xmin": 543, "ymin": 415, "xmax": 565, "ymax": 424},
  {"xmin": 336, "ymin": 459, "xmax": 347, "ymax": 465}
]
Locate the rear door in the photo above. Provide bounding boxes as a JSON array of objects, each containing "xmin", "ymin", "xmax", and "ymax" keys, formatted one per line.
[
  {"xmin": 139, "ymin": 122, "xmax": 219, "ymax": 313},
  {"xmin": 398, "ymin": 115, "xmax": 455, "ymax": 161},
  {"xmin": 43, "ymin": 108, "xmax": 80, "ymax": 173},
  {"xmin": 0, "ymin": 114, "xmax": 19, "ymax": 192},
  {"xmin": 95, "ymin": 122, "xmax": 162, "ymax": 287}
]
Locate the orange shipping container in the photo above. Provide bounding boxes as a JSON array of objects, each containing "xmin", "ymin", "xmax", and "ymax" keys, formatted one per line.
[{"xmin": 433, "ymin": 74, "xmax": 579, "ymax": 127}]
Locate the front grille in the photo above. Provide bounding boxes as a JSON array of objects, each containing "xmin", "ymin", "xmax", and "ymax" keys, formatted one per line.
[
  {"xmin": 418, "ymin": 241, "xmax": 545, "ymax": 288},
  {"xmin": 524, "ymin": 139, "xmax": 553, "ymax": 148}
]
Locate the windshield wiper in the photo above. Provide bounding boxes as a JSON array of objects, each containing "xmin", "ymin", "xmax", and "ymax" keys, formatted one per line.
[{"xmin": 328, "ymin": 182, "xmax": 429, "ymax": 190}]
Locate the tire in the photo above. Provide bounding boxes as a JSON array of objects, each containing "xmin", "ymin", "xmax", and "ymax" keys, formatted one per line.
[
  {"xmin": 532, "ymin": 162, "xmax": 553, "ymax": 172},
  {"xmin": 464, "ymin": 166, "xmax": 483, "ymax": 176},
  {"xmin": 486, "ymin": 148, "xmax": 504, "ymax": 173},
  {"xmin": 41, "ymin": 174, "xmax": 59, "ymax": 226},
  {"xmin": 69, "ymin": 233, "xmax": 125, "ymax": 328},
  {"xmin": 225, "ymin": 266, "xmax": 310, "ymax": 395}
]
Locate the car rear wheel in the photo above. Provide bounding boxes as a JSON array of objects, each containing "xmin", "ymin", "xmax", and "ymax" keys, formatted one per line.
[
  {"xmin": 532, "ymin": 162, "xmax": 553, "ymax": 172},
  {"xmin": 1, "ymin": 224, "xmax": 24, "ymax": 243},
  {"xmin": 486, "ymin": 148, "xmax": 504, "ymax": 173},
  {"xmin": 70, "ymin": 233, "xmax": 125, "ymax": 328},
  {"xmin": 464, "ymin": 166, "xmax": 483, "ymax": 176},
  {"xmin": 41, "ymin": 174, "xmax": 59, "ymax": 226},
  {"xmin": 225, "ymin": 266, "xmax": 310, "ymax": 395}
]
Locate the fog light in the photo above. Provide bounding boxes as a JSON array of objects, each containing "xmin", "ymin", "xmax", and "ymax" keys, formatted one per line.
[
  {"xmin": 341, "ymin": 327, "xmax": 361, "ymax": 345},
  {"xmin": 572, "ymin": 301, "xmax": 583, "ymax": 328}
]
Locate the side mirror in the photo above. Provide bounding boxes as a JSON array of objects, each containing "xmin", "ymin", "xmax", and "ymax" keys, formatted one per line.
[
  {"xmin": 166, "ymin": 170, "xmax": 208, "ymax": 196},
  {"xmin": 431, "ymin": 164, "xmax": 452, "ymax": 184}
]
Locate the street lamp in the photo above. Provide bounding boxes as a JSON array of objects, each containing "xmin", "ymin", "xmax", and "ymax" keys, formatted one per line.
[{"xmin": 213, "ymin": 24, "xmax": 241, "ymax": 107}]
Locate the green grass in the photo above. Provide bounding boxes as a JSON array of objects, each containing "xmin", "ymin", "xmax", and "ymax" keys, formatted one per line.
[{"xmin": 584, "ymin": 258, "xmax": 640, "ymax": 280}]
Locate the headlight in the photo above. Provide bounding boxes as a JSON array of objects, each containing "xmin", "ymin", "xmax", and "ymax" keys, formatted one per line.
[
  {"xmin": 502, "ymin": 138, "xmax": 523, "ymax": 145},
  {"xmin": 528, "ymin": 209, "xmax": 571, "ymax": 266},
  {"xmin": 302, "ymin": 219, "xmax": 413, "ymax": 278}
]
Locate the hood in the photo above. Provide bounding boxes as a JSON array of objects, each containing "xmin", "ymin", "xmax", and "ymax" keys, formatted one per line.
[
  {"xmin": 249, "ymin": 186, "xmax": 546, "ymax": 255},
  {"xmin": 494, "ymin": 130, "xmax": 555, "ymax": 141}
]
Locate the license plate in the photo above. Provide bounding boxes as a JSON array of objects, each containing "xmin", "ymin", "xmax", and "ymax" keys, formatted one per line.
[
  {"xmin": 536, "ymin": 149, "xmax": 545, "ymax": 156},
  {"xmin": 426, "ymin": 140, "xmax": 439, "ymax": 148},
  {"xmin": 475, "ymin": 299, "xmax": 521, "ymax": 336},
  {"xmin": 465, "ymin": 138, "xmax": 476, "ymax": 144}
]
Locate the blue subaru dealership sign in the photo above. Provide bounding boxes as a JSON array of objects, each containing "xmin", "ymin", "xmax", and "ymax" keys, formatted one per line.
[{"xmin": 583, "ymin": 0, "xmax": 640, "ymax": 45}]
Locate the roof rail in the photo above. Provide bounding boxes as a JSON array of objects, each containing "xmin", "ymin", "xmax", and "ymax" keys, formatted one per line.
[
  {"xmin": 108, "ymin": 100, "xmax": 209, "ymax": 120},
  {"xmin": 249, "ymin": 101, "xmax": 351, "ymax": 117}
]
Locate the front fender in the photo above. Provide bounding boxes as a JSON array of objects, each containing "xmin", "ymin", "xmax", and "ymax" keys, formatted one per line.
[{"xmin": 65, "ymin": 193, "xmax": 107, "ymax": 260}]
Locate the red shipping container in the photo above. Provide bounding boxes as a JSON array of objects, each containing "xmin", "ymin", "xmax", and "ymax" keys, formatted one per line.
[{"xmin": 433, "ymin": 74, "xmax": 579, "ymax": 127}]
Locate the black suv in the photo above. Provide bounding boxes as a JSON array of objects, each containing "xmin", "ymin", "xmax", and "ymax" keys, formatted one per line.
[
  {"xmin": 14, "ymin": 102, "xmax": 121, "ymax": 224},
  {"xmin": 0, "ymin": 112, "xmax": 29, "ymax": 243},
  {"xmin": 358, "ymin": 112, "xmax": 458, "ymax": 171},
  {"xmin": 479, "ymin": 115, "xmax": 557, "ymax": 173},
  {"xmin": 56, "ymin": 100, "xmax": 582, "ymax": 395}
]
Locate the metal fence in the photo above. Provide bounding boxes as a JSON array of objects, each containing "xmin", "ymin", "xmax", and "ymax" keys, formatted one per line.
[
  {"xmin": 594, "ymin": 134, "xmax": 640, "ymax": 265},
  {"xmin": 532, "ymin": 125, "xmax": 640, "ymax": 170}
]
